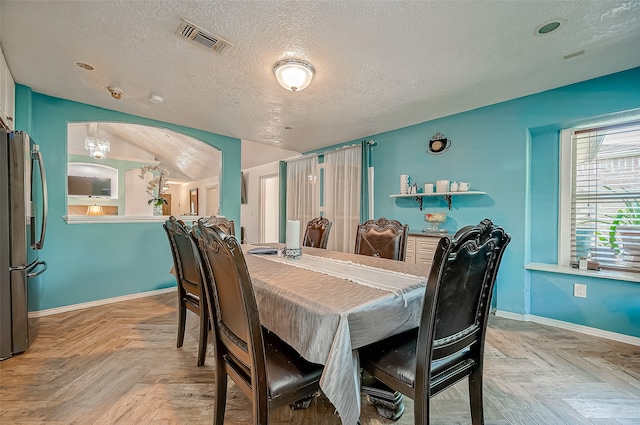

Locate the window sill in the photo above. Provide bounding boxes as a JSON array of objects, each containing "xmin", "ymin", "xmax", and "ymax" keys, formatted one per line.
[
  {"xmin": 63, "ymin": 215, "xmax": 206, "ymax": 224},
  {"xmin": 525, "ymin": 262, "xmax": 640, "ymax": 284}
]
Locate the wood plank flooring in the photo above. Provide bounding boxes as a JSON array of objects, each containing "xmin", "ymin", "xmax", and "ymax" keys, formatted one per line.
[{"xmin": 1, "ymin": 293, "xmax": 639, "ymax": 424}]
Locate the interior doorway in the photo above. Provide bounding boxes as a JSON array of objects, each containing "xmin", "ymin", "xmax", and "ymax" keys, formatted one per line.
[
  {"xmin": 206, "ymin": 185, "xmax": 219, "ymax": 216},
  {"xmin": 259, "ymin": 174, "xmax": 279, "ymax": 243},
  {"xmin": 161, "ymin": 194, "xmax": 171, "ymax": 215}
]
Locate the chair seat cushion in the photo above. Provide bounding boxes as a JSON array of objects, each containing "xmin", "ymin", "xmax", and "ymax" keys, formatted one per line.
[
  {"xmin": 359, "ymin": 329, "xmax": 472, "ymax": 388},
  {"xmin": 264, "ymin": 330, "xmax": 322, "ymax": 403}
]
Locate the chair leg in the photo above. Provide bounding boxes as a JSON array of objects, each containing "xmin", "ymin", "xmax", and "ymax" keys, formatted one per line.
[
  {"xmin": 468, "ymin": 369, "xmax": 485, "ymax": 425},
  {"xmin": 177, "ymin": 299, "xmax": 186, "ymax": 348},
  {"xmin": 197, "ymin": 308, "xmax": 208, "ymax": 367},
  {"xmin": 289, "ymin": 392, "xmax": 317, "ymax": 410},
  {"xmin": 253, "ymin": 386, "xmax": 269, "ymax": 425},
  {"xmin": 361, "ymin": 370, "xmax": 405, "ymax": 420},
  {"xmin": 415, "ymin": 393, "xmax": 430, "ymax": 425},
  {"xmin": 213, "ymin": 361, "xmax": 227, "ymax": 425}
]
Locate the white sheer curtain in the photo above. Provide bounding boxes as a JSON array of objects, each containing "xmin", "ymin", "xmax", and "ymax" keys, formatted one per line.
[
  {"xmin": 286, "ymin": 155, "xmax": 319, "ymax": 243},
  {"xmin": 324, "ymin": 145, "xmax": 361, "ymax": 252}
]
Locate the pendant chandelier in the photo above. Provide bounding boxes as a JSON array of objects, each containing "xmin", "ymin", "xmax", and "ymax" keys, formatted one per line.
[{"xmin": 85, "ymin": 124, "xmax": 110, "ymax": 159}]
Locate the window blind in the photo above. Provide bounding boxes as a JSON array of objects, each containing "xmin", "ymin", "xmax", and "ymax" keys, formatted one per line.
[{"xmin": 570, "ymin": 121, "xmax": 640, "ymax": 272}]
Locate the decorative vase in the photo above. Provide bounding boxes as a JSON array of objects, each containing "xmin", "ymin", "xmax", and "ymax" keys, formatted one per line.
[{"xmin": 153, "ymin": 204, "xmax": 163, "ymax": 216}]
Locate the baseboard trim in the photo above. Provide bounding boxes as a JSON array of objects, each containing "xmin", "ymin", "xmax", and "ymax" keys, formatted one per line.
[
  {"xmin": 494, "ymin": 310, "xmax": 640, "ymax": 346},
  {"xmin": 28, "ymin": 287, "xmax": 176, "ymax": 318}
]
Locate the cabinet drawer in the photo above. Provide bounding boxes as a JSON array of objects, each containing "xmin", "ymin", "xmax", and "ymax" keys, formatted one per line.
[
  {"xmin": 416, "ymin": 238, "xmax": 440, "ymax": 253},
  {"xmin": 405, "ymin": 237, "xmax": 416, "ymax": 263},
  {"xmin": 416, "ymin": 252, "xmax": 434, "ymax": 265},
  {"xmin": 408, "ymin": 235, "xmax": 443, "ymax": 265}
]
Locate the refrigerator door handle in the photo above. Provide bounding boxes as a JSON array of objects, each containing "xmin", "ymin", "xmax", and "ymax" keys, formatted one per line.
[
  {"xmin": 27, "ymin": 260, "xmax": 47, "ymax": 278},
  {"xmin": 31, "ymin": 146, "xmax": 47, "ymax": 249}
]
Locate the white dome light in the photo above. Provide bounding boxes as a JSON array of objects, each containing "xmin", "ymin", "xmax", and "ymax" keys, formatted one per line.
[{"xmin": 273, "ymin": 59, "xmax": 315, "ymax": 92}]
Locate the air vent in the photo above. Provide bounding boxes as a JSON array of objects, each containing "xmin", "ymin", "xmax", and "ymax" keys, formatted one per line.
[{"xmin": 176, "ymin": 19, "xmax": 233, "ymax": 55}]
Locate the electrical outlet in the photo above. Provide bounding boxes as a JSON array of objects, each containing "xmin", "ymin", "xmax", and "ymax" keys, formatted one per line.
[{"xmin": 573, "ymin": 283, "xmax": 587, "ymax": 298}]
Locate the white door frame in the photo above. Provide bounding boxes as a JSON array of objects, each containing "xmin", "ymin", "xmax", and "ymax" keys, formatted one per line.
[
  {"xmin": 259, "ymin": 173, "xmax": 279, "ymax": 243},
  {"xmin": 205, "ymin": 184, "xmax": 219, "ymax": 216}
]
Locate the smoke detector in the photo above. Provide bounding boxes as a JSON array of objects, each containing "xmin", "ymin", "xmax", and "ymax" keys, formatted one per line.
[
  {"xmin": 149, "ymin": 94, "xmax": 164, "ymax": 104},
  {"xmin": 108, "ymin": 86, "xmax": 123, "ymax": 100}
]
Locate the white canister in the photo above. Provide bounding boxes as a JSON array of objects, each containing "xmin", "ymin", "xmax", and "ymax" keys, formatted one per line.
[
  {"xmin": 400, "ymin": 174, "xmax": 409, "ymax": 194},
  {"xmin": 424, "ymin": 183, "xmax": 434, "ymax": 193},
  {"xmin": 436, "ymin": 180, "xmax": 450, "ymax": 193},
  {"xmin": 450, "ymin": 181, "xmax": 459, "ymax": 192}
]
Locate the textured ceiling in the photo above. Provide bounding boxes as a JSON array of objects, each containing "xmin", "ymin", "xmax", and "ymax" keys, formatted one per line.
[{"xmin": 1, "ymin": 0, "xmax": 640, "ymax": 166}]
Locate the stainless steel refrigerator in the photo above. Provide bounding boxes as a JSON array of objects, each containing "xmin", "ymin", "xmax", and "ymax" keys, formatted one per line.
[{"xmin": 0, "ymin": 130, "xmax": 48, "ymax": 360}]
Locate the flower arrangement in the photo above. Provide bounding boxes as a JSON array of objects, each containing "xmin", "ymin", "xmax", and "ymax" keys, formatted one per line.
[{"xmin": 139, "ymin": 165, "xmax": 169, "ymax": 206}]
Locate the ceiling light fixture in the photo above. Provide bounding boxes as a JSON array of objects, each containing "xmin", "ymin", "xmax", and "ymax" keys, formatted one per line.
[
  {"xmin": 85, "ymin": 124, "xmax": 110, "ymax": 159},
  {"xmin": 85, "ymin": 137, "xmax": 110, "ymax": 159},
  {"xmin": 273, "ymin": 59, "xmax": 315, "ymax": 91}
]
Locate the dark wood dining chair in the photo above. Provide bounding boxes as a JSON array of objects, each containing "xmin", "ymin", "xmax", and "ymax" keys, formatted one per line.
[
  {"xmin": 201, "ymin": 215, "xmax": 236, "ymax": 236},
  {"xmin": 354, "ymin": 217, "xmax": 409, "ymax": 261},
  {"xmin": 302, "ymin": 217, "xmax": 332, "ymax": 249},
  {"xmin": 163, "ymin": 216, "xmax": 209, "ymax": 367},
  {"xmin": 192, "ymin": 221, "xmax": 323, "ymax": 425},
  {"xmin": 359, "ymin": 219, "xmax": 511, "ymax": 425}
]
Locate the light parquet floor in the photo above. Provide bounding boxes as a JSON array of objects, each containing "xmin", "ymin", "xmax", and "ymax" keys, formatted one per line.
[{"xmin": 1, "ymin": 293, "xmax": 639, "ymax": 425}]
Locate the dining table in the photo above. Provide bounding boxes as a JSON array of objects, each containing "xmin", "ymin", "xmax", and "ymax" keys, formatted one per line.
[{"xmin": 242, "ymin": 244, "xmax": 432, "ymax": 425}]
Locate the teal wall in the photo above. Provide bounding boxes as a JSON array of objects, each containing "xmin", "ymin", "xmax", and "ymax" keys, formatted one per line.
[
  {"xmin": 15, "ymin": 88, "xmax": 241, "ymax": 312},
  {"xmin": 311, "ymin": 67, "xmax": 640, "ymax": 338}
]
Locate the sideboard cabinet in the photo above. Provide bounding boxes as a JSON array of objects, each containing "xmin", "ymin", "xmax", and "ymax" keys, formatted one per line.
[{"xmin": 405, "ymin": 233, "xmax": 444, "ymax": 266}]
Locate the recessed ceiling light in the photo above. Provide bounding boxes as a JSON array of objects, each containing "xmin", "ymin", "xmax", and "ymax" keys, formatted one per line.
[
  {"xmin": 535, "ymin": 19, "xmax": 563, "ymax": 35},
  {"xmin": 76, "ymin": 62, "xmax": 94, "ymax": 71},
  {"xmin": 273, "ymin": 140, "xmax": 281, "ymax": 144}
]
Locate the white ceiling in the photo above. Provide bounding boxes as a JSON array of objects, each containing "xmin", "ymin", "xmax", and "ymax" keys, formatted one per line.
[
  {"xmin": 1, "ymin": 1, "xmax": 639, "ymax": 166},
  {"xmin": 67, "ymin": 122, "xmax": 224, "ymax": 181}
]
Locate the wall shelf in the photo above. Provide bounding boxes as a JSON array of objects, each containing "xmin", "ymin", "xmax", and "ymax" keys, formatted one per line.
[{"xmin": 390, "ymin": 191, "xmax": 486, "ymax": 210}]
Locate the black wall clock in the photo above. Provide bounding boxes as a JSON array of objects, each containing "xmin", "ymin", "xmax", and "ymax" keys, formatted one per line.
[{"xmin": 428, "ymin": 132, "xmax": 451, "ymax": 155}]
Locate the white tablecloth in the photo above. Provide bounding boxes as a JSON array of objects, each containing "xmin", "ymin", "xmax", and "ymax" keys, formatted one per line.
[{"xmin": 243, "ymin": 245, "xmax": 430, "ymax": 425}]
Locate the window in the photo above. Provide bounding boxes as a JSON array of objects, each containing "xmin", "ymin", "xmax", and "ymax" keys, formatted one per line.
[{"xmin": 562, "ymin": 121, "xmax": 640, "ymax": 272}]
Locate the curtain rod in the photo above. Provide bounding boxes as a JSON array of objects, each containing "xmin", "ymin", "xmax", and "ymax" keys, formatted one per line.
[
  {"xmin": 284, "ymin": 153, "xmax": 318, "ymax": 164},
  {"xmin": 286, "ymin": 140, "xmax": 374, "ymax": 163},
  {"xmin": 316, "ymin": 142, "xmax": 368, "ymax": 156}
]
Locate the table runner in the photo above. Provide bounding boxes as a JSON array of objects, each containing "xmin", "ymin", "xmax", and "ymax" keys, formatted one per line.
[{"xmin": 245, "ymin": 244, "xmax": 426, "ymax": 301}]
